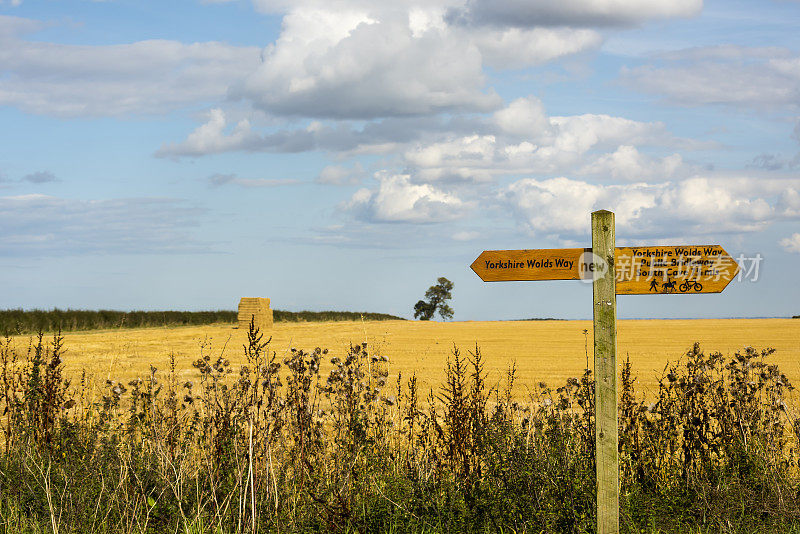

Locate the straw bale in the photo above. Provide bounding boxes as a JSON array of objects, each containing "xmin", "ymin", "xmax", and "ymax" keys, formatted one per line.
[{"xmin": 238, "ymin": 297, "xmax": 273, "ymax": 332}]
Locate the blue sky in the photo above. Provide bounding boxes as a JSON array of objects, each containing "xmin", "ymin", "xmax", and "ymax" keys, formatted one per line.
[{"xmin": 1, "ymin": 0, "xmax": 799, "ymax": 320}]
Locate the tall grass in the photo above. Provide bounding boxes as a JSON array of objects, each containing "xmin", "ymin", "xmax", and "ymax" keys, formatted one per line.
[
  {"xmin": 0, "ymin": 309, "xmax": 404, "ymax": 335},
  {"xmin": 1, "ymin": 322, "xmax": 799, "ymax": 533}
]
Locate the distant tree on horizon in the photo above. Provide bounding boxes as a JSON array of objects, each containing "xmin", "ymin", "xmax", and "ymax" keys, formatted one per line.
[{"xmin": 413, "ymin": 277, "xmax": 454, "ymax": 321}]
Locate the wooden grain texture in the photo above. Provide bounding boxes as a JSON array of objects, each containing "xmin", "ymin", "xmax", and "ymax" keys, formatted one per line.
[
  {"xmin": 470, "ymin": 248, "xmax": 588, "ymax": 282},
  {"xmin": 615, "ymin": 245, "xmax": 739, "ymax": 295},
  {"xmin": 592, "ymin": 210, "xmax": 619, "ymax": 534}
]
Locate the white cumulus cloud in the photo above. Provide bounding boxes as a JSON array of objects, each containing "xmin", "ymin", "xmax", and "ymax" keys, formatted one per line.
[
  {"xmin": 492, "ymin": 96, "xmax": 550, "ymax": 138},
  {"xmin": 399, "ymin": 97, "xmax": 685, "ymax": 180},
  {"xmin": 503, "ymin": 175, "xmax": 796, "ymax": 239},
  {"xmin": 345, "ymin": 172, "xmax": 467, "ymax": 223},
  {"xmin": 470, "ymin": 27, "xmax": 601, "ymax": 69},
  {"xmin": 235, "ymin": 8, "xmax": 501, "ymax": 119},
  {"xmin": 780, "ymin": 233, "xmax": 800, "ymax": 253},
  {"xmin": 156, "ymin": 108, "xmax": 261, "ymax": 157},
  {"xmin": 580, "ymin": 145, "xmax": 684, "ymax": 181}
]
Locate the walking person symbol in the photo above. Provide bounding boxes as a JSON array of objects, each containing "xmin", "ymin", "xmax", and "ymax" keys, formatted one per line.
[{"xmin": 649, "ymin": 278, "xmax": 659, "ymax": 292}]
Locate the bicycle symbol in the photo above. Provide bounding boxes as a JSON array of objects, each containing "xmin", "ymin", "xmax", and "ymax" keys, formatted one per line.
[{"xmin": 679, "ymin": 280, "xmax": 703, "ymax": 292}]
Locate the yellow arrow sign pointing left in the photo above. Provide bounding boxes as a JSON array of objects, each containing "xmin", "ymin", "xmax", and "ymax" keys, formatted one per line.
[{"xmin": 470, "ymin": 248, "xmax": 591, "ymax": 282}]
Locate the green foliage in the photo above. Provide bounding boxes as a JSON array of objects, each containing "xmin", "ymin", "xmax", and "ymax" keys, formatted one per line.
[
  {"xmin": 1, "ymin": 331, "xmax": 800, "ymax": 533},
  {"xmin": 0, "ymin": 308, "xmax": 404, "ymax": 335},
  {"xmin": 414, "ymin": 277, "xmax": 454, "ymax": 321},
  {"xmin": 413, "ymin": 299, "xmax": 436, "ymax": 321},
  {"xmin": 273, "ymin": 310, "xmax": 404, "ymax": 323}
]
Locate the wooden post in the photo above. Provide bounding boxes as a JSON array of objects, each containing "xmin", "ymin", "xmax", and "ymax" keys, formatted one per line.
[
  {"xmin": 469, "ymin": 210, "xmax": 741, "ymax": 533},
  {"xmin": 592, "ymin": 209, "xmax": 618, "ymax": 534}
]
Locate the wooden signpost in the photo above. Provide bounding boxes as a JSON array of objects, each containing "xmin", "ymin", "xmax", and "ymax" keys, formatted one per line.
[
  {"xmin": 592, "ymin": 211, "xmax": 618, "ymax": 534},
  {"xmin": 470, "ymin": 210, "xmax": 739, "ymax": 534},
  {"xmin": 471, "ymin": 245, "xmax": 738, "ymax": 294}
]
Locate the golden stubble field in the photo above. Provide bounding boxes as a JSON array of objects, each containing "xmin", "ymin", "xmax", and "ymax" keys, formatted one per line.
[{"xmin": 13, "ymin": 318, "xmax": 800, "ymax": 401}]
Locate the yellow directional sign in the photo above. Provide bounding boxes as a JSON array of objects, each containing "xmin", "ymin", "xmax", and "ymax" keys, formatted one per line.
[
  {"xmin": 470, "ymin": 244, "xmax": 739, "ymax": 294},
  {"xmin": 615, "ymin": 245, "xmax": 738, "ymax": 295},
  {"xmin": 470, "ymin": 248, "xmax": 589, "ymax": 282}
]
